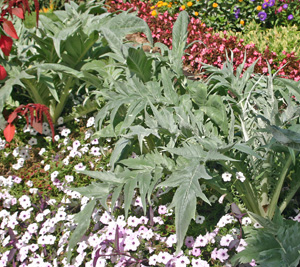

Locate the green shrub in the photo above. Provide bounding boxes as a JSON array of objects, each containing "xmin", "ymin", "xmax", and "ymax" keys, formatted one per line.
[{"xmin": 216, "ymin": 21, "xmax": 300, "ymax": 61}]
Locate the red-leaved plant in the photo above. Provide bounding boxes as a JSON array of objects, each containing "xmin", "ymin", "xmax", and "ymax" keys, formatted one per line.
[
  {"xmin": 4, "ymin": 103, "xmax": 55, "ymax": 143},
  {"xmin": 0, "ymin": 0, "xmax": 39, "ymax": 80}
]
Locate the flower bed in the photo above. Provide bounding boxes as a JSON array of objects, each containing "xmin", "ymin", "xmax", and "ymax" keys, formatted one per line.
[
  {"xmin": 107, "ymin": 0, "xmax": 300, "ymax": 81},
  {"xmin": 1, "ymin": 1, "xmax": 300, "ymax": 266}
]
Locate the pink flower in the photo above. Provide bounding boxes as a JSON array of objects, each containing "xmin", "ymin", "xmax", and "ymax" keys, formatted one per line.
[
  {"xmin": 158, "ymin": 205, "xmax": 167, "ymax": 215},
  {"xmin": 127, "ymin": 216, "xmax": 140, "ymax": 227},
  {"xmin": 185, "ymin": 236, "xmax": 195, "ymax": 248},
  {"xmin": 194, "ymin": 234, "xmax": 208, "ymax": 247},
  {"xmin": 217, "ymin": 248, "xmax": 229, "ymax": 262},
  {"xmin": 191, "ymin": 247, "xmax": 201, "ymax": 256}
]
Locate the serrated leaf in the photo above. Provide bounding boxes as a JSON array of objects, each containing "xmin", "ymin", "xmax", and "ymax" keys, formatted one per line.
[
  {"xmin": 100, "ymin": 27, "xmax": 125, "ymax": 62},
  {"xmin": 163, "ymin": 143, "xmax": 207, "ymax": 159},
  {"xmin": 125, "ymin": 125, "xmax": 160, "ymax": 154},
  {"xmin": 69, "ymin": 182, "xmax": 110, "ymax": 198},
  {"xmin": 123, "ymin": 175, "xmax": 137, "ymax": 218},
  {"xmin": 187, "ymin": 79, "xmax": 207, "ymax": 106},
  {"xmin": 204, "ymin": 150, "xmax": 238, "ymax": 162},
  {"xmin": 149, "ymin": 102, "xmax": 178, "ymax": 134},
  {"xmin": 201, "ymin": 95, "xmax": 228, "ymax": 135},
  {"xmin": 232, "ymin": 214, "xmax": 300, "ymax": 267},
  {"xmin": 161, "ymin": 67, "xmax": 178, "ymax": 104},
  {"xmin": 119, "ymin": 157, "xmax": 155, "ymax": 170},
  {"xmin": 126, "ymin": 47, "xmax": 152, "ymax": 82},
  {"xmin": 158, "ymin": 161, "xmax": 210, "ymax": 252},
  {"xmin": 67, "ymin": 199, "xmax": 96, "ymax": 262},
  {"xmin": 109, "ymin": 137, "xmax": 131, "ymax": 170},
  {"xmin": 78, "ymin": 170, "xmax": 124, "ymax": 184},
  {"xmin": 233, "ymin": 143, "xmax": 263, "ymax": 159},
  {"xmin": 137, "ymin": 172, "xmax": 152, "ymax": 215},
  {"xmin": 170, "ymin": 11, "xmax": 189, "ymax": 75}
]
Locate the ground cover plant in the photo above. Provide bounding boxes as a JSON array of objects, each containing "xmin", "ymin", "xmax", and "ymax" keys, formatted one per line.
[{"xmin": 1, "ymin": 0, "xmax": 300, "ymax": 266}]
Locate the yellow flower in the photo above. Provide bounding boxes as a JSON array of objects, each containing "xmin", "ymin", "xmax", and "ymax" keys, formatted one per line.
[
  {"xmin": 212, "ymin": 3, "xmax": 218, "ymax": 8},
  {"xmin": 181, "ymin": 5, "xmax": 186, "ymax": 10},
  {"xmin": 151, "ymin": 5, "xmax": 155, "ymax": 9},
  {"xmin": 151, "ymin": 10, "xmax": 158, "ymax": 16},
  {"xmin": 187, "ymin": 1, "xmax": 193, "ymax": 6},
  {"xmin": 257, "ymin": 5, "xmax": 262, "ymax": 10},
  {"xmin": 157, "ymin": 3, "xmax": 163, "ymax": 7},
  {"xmin": 194, "ymin": 11, "xmax": 199, "ymax": 16},
  {"xmin": 40, "ymin": 0, "xmax": 54, "ymax": 13},
  {"xmin": 157, "ymin": 1, "xmax": 164, "ymax": 4},
  {"xmin": 240, "ymin": 20, "xmax": 244, "ymax": 25},
  {"xmin": 163, "ymin": 2, "xmax": 168, "ymax": 6}
]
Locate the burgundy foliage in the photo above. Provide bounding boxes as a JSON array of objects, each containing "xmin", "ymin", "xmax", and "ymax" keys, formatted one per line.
[{"xmin": 4, "ymin": 103, "xmax": 55, "ymax": 143}]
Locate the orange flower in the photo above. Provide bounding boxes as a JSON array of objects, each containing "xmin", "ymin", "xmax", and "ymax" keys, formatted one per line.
[
  {"xmin": 257, "ymin": 5, "xmax": 262, "ymax": 10},
  {"xmin": 240, "ymin": 20, "xmax": 245, "ymax": 25},
  {"xmin": 194, "ymin": 11, "xmax": 199, "ymax": 16},
  {"xmin": 212, "ymin": 2, "xmax": 218, "ymax": 8},
  {"xmin": 187, "ymin": 1, "xmax": 193, "ymax": 6},
  {"xmin": 181, "ymin": 5, "xmax": 186, "ymax": 10}
]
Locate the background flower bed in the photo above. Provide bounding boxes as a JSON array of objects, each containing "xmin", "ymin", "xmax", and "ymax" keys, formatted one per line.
[{"xmin": 106, "ymin": 0, "xmax": 300, "ymax": 81}]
